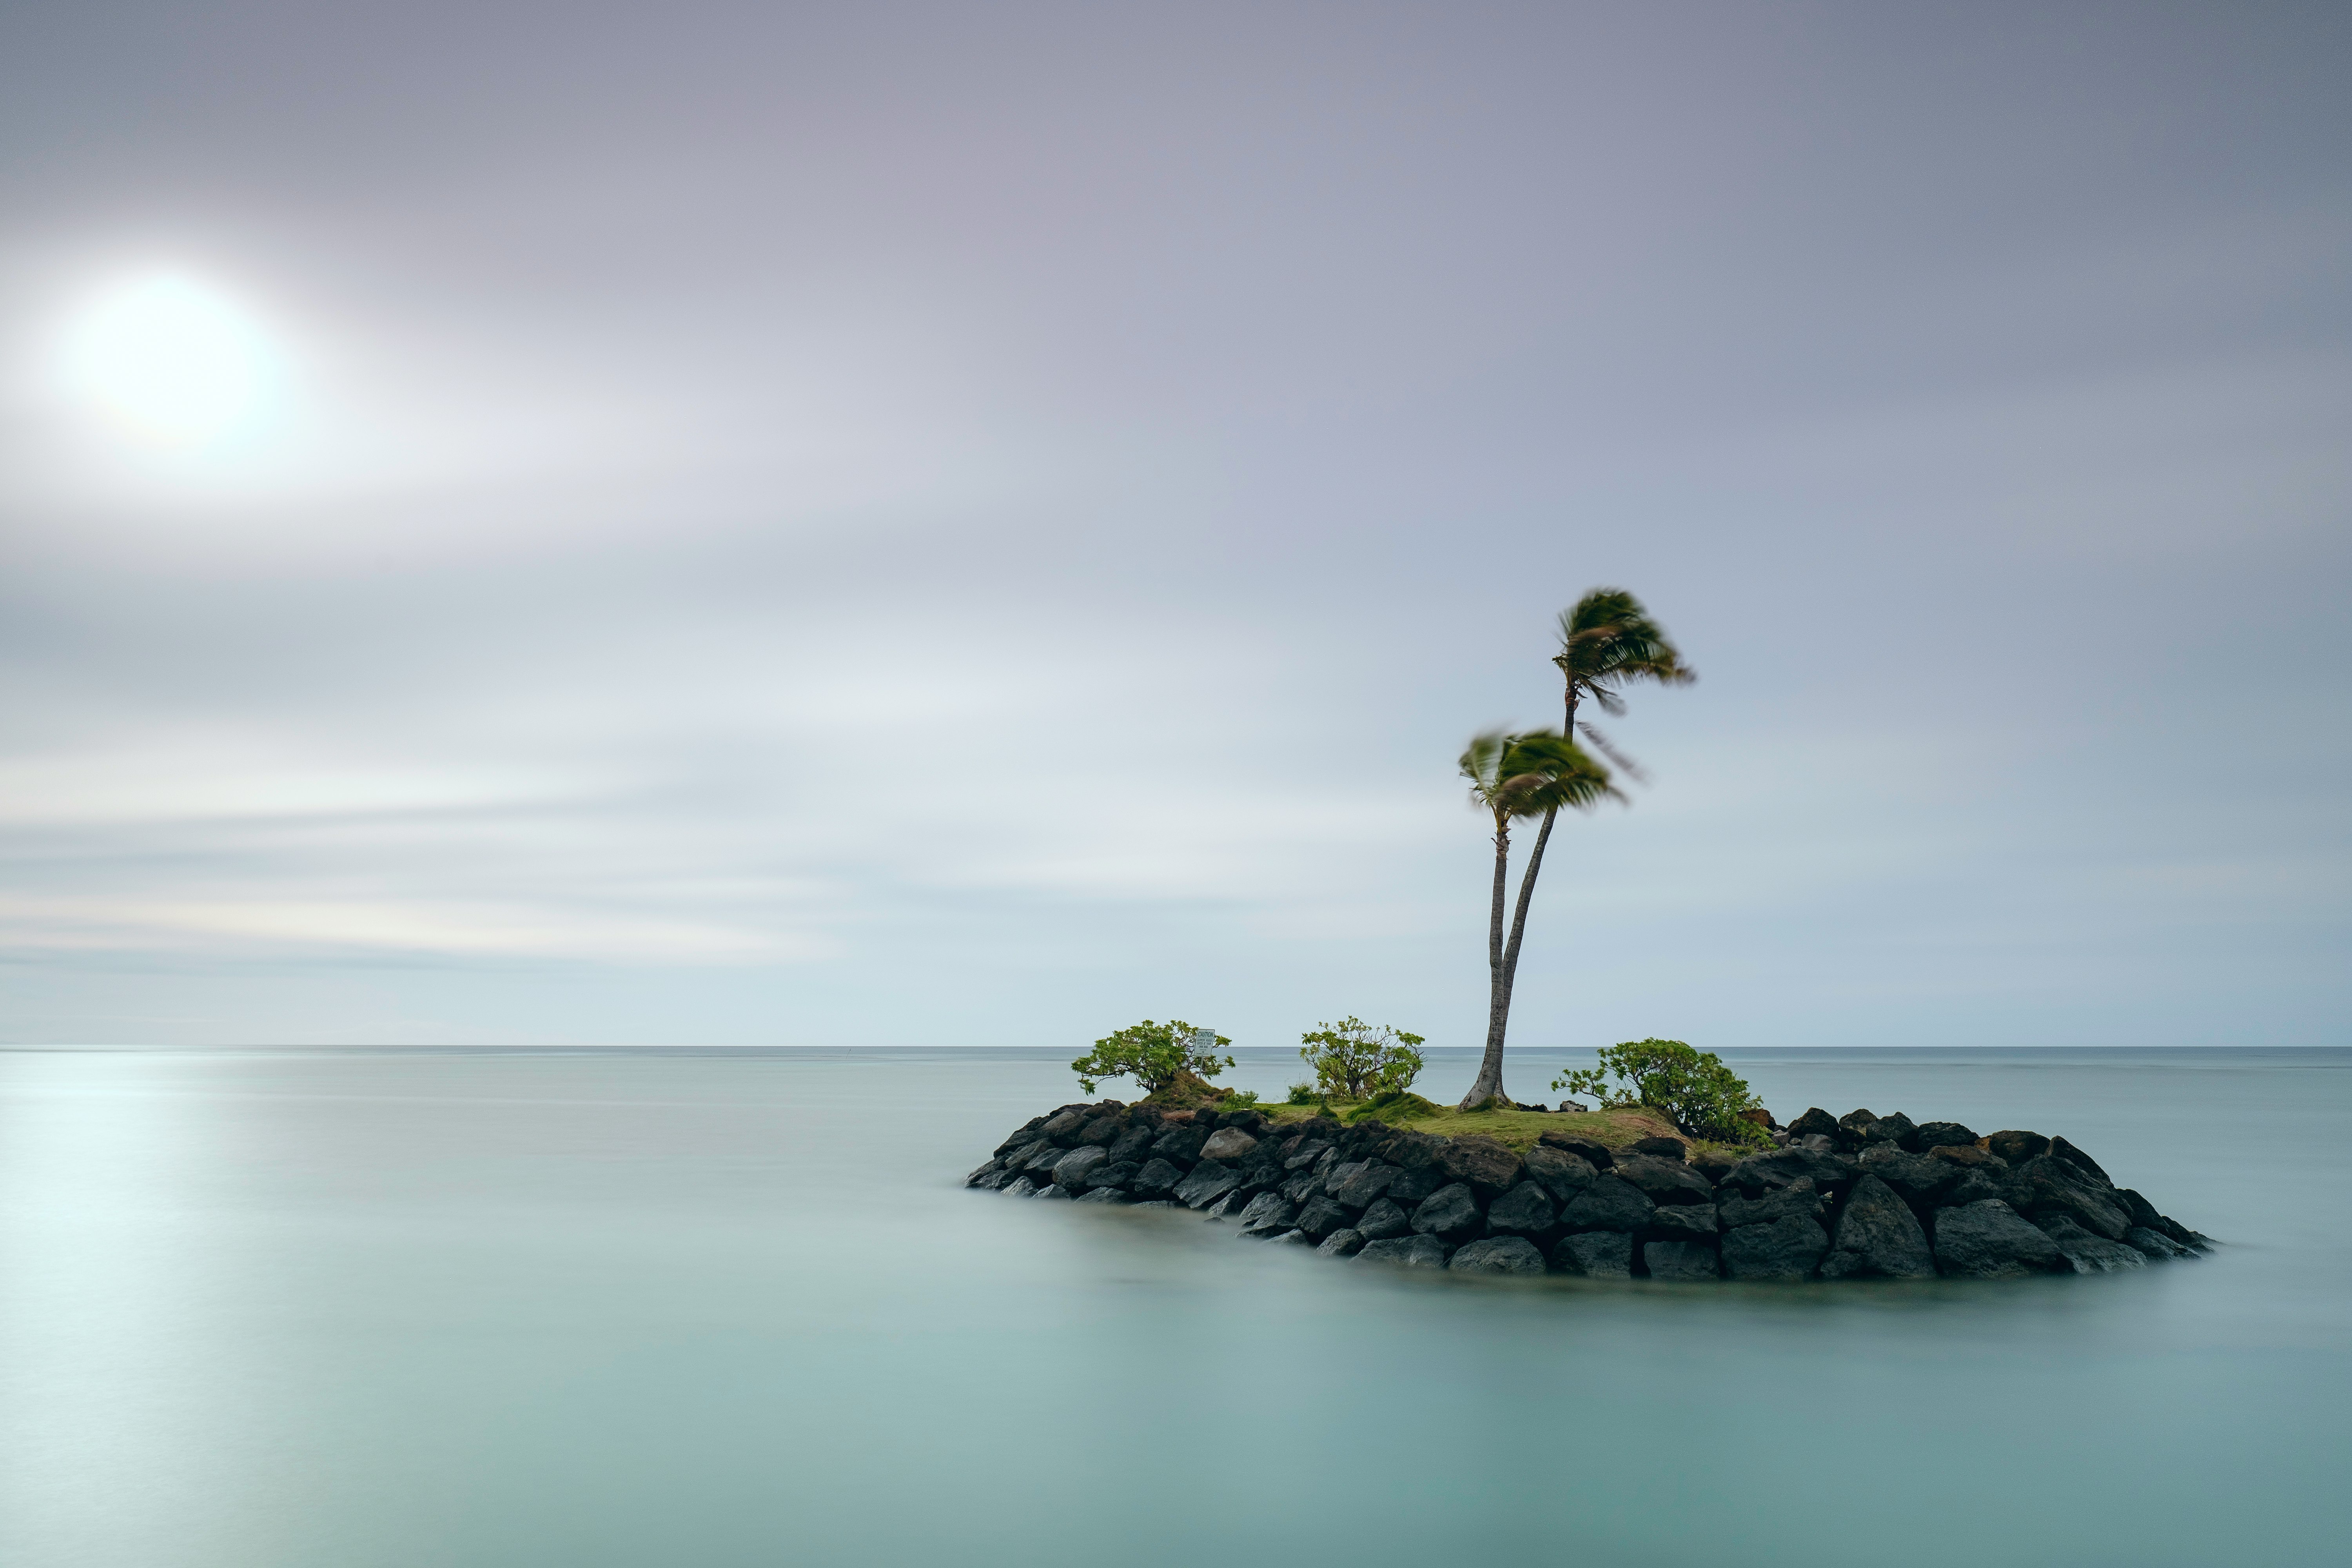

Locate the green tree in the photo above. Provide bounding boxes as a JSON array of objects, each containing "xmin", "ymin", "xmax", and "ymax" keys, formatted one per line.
[
  {"xmin": 1457, "ymin": 729, "xmax": 1622, "ymax": 1109},
  {"xmin": 1071, "ymin": 1019, "xmax": 1234, "ymax": 1097},
  {"xmin": 1297, "ymin": 1017, "xmax": 1426, "ymax": 1100},
  {"xmin": 1553, "ymin": 1038, "xmax": 1770, "ymax": 1145}
]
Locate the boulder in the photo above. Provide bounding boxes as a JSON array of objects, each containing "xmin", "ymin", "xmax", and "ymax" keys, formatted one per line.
[
  {"xmin": 2035, "ymin": 1214, "xmax": 2149, "ymax": 1273},
  {"xmin": 1035, "ymin": 1184, "xmax": 1073, "ymax": 1200},
  {"xmin": 1283, "ymin": 1138, "xmax": 1334, "ymax": 1171},
  {"xmin": 1356, "ymin": 1198, "xmax": 1412, "ymax": 1240},
  {"xmin": 1235, "ymin": 1192, "xmax": 1298, "ymax": 1237},
  {"xmin": 1150, "ymin": 1125, "xmax": 1209, "ymax": 1165},
  {"xmin": 993, "ymin": 1116, "xmax": 1047, "ymax": 1155},
  {"xmin": 1356, "ymin": 1235, "xmax": 1451, "ymax": 1269},
  {"xmin": 1836, "ymin": 1109, "xmax": 1894, "ymax": 1148},
  {"xmin": 1552, "ymin": 1230, "xmax": 1635, "ymax": 1278},
  {"xmin": 1912, "ymin": 1120, "xmax": 1977, "ymax": 1151},
  {"xmin": 1523, "ymin": 1145, "xmax": 1599, "ymax": 1203},
  {"xmin": 1820, "ymin": 1174, "xmax": 1936, "ymax": 1279},
  {"xmin": 2125, "ymin": 1226, "xmax": 2193, "ymax": 1260},
  {"xmin": 1688, "ymin": 1148, "xmax": 1740, "ymax": 1184},
  {"xmin": 1720, "ymin": 1214, "xmax": 1831, "ymax": 1280},
  {"xmin": 1039, "ymin": 1109, "xmax": 1088, "ymax": 1145},
  {"xmin": 1644, "ymin": 1240, "xmax": 1721, "ymax": 1281},
  {"xmin": 1131, "ymin": 1199, "xmax": 1180, "ymax": 1209},
  {"xmin": 1875, "ymin": 1112, "xmax": 1920, "ymax": 1150},
  {"xmin": 1982, "ymin": 1129, "xmax": 2050, "ymax": 1164},
  {"xmin": 1388, "ymin": 1165, "xmax": 1449, "ymax": 1204},
  {"xmin": 1331, "ymin": 1161, "xmax": 1399, "ymax": 1208},
  {"xmin": 1410, "ymin": 1183, "xmax": 1485, "ymax": 1240},
  {"xmin": 1558, "ymin": 1175, "xmax": 1657, "ymax": 1233},
  {"xmin": 1650, "ymin": 1204, "xmax": 1719, "ymax": 1239},
  {"xmin": 1106, "ymin": 1125, "xmax": 1158, "ymax": 1164},
  {"xmin": 2117, "ymin": 1189, "xmax": 2209, "ymax": 1250},
  {"xmin": 1629, "ymin": 1136, "xmax": 1686, "ymax": 1160},
  {"xmin": 1857, "ymin": 1143, "xmax": 1960, "ymax": 1210},
  {"xmin": 1084, "ymin": 1161, "xmax": 1139, "ymax": 1192},
  {"xmin": 1483, "ymin": 1181, "xmax": 1558, "ymax": 1235},
  {"xmin": 1051, "ymin": 1146, "xmax": 1111, "ymax": 1190},
  {"xmin": 1074, "ymin": 1186, "xmax": 1131, "ymax": 1205},
  {"xmin": 1436, "ymin": 1135, "xmax": 1525, "ymax": 1194},
  {"xmin": 1785, "ymin": 1107, "xmax": 1839, "ymax": 1140},
  {"xmin": 1000, "ymin": 1176, "xmax": 1039, "ymax": 1199},
  {"xmin": 2011, "ymin": 1155, "xmax": 2132, "ymax": 1241},
  {"xmin": 1199, "ymin": 1127, "xmax": 1260, "ymax": 1164},
  {"xmin": 1315, "ymin": 1229, "xmax": 1367, "ymax": 1258},
  {"xmin": 1717, "ymin": 1179, "xmax": 1822, "ymax": 1229},
  {"xmin": 1931, "ymin": 1200, "xmax": 2069, "ymax": 1278},
  {"xmin": 1612, "ymin": 1152, "xmax": 1716, "ymax": 1207},
  {"xmin": 2047, "ymin": 1136, "xmax": 2112, "ymax": 1185},
  {"xmin": 1129, "ymin": 1158, "xmax": 1185, "ymax": 1200},
  {"xmin": 1174, "ymin": 1159, "xmax": 1240, "ymax": 1210},
  {"xmin": 965, "ymin": 1159, "xmax": 1004, "ymax": 1187},
  {"xmin": 1203, "ymin": 1191, "xmax": 1243, "ymax": 1219},
  {"xmin": 1450, "ymin": 1237, "xmax": 1547, "ymax": 1275},
  {"xmin": 1270, "ymin": 1228, "xmax": 1314, "ymax": 1245},
  {"xmin": 1537, "ymin": 1132, "xmax": 1614, "ymax": 1168},
  {"xmin": 1294, "ymin": 1196, "xmax": 1356, "ymax": 1239},
  {"xmin": 1078, "ymin": 1114, "xmax": 1124, "ymax": 1147},
  {"xmin": 1021, "ymin": 1143, "xmax": 1070, "ymax": 1177},
  {"xmin": 1281, "ymin": 1170, "xmax": 1325, "ymax": 1206},
  {"xmin": 1722, "ymin": 1146, "xmax": 1857, "ymax": 1197}
]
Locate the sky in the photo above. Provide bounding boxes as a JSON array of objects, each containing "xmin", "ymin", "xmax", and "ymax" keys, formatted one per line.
[{"xmin": 0, "ymin": 2, "xmax": 2345, "ymax": 1054}]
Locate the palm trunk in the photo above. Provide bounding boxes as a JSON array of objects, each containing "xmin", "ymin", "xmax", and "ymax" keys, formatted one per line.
[{"xmin": 1459, "ymin": 811, "xmax": 1514, "ymax": 1109}]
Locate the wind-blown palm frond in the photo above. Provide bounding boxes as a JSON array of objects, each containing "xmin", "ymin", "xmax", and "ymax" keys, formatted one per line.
[{"xmin": 1551, "ymin": 587, "xmax": 1694, "ymax": 772}]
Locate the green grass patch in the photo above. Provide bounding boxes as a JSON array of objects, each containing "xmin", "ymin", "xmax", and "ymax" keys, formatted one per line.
[{"xmin": 1249, "ymin": 1096, "xmax": 1690, "ymax": 1153}]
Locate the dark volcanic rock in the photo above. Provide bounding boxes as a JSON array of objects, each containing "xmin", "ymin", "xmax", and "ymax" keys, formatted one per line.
[
  {"xmin": 1039, "ymin": 1109, "xmax": 1089, "ymax": 1145},
  {"xmin": 2047, "ymin": 1136, "xmax": 2112, "ymax": 1185},
  {"xmin": 1552, "ymin": 1230, "xmax": 1635, "ymax": 1278},
  {"xmin": 1269, "ymin": 1228, "xmax": 1314, "ymax": 1245},
  {"xmin": 1280, "ymin": 1170, "xmax": 1324, "ymax": 1206},
  {"xmin": 1074, "ymin": 1186, "xmax": 1130, "ymax": 1205},
  {"xmin": 1294, "ymin": 1196, "xmax": 1355, "ymax": 1239},
  {"xmin": 1174, "ymin": 1160, "xmax": 1240, "ymax": 1209},
  {"xmin": 1786, "ymin": 1107, "xmax": 1840, "ymax": 1140},
  {"xmin": 1858, "ymin": 1143, "xmax": 1960, "ymax": 1210},
  {"xmin": 1129, "ymin": 1158, "xmax": 1185, "ymax": 1200},
  {"xmin": 1199, "ymin": 1127, "xmax": 1260, "ymax": 1164},
  {"xmin": 2035, "ymin": 1214, "xmax": 2148, "ymax": 1272},
  {"xmin": 1078, "ymin": 1114, "xmax": 1123, "ymax": 1147},
  {"xmin": 1035, "ymin": 1184, "xmax": 1073, "ymax": 1200},
  {"xmin": 1650, "ymin": 1203, "xmax": 1719, "ymax": 1239},
  {"xmin": 1913, "ymin": 1121, "xmax": 1977, "ymax": 1151},
  {"xmin": 993, "ymin": 1116, "xmax": 1047, "ymax": 1155},
  {"xmin": 1537, "ymin": 1132, "xmax": 1613, "ymax": 1168},
  {"xmin": 1356, "ymin": 1198, "xmax": 1412, "ymax": 1240},
  {"xmin": 1612, "ymin": 1152, "xmax": 1716, "ymax": 1207},
  {"xmin": 1388, "ymin": 1165, "xmax": 1449, "ymax": 1205},
  {"xmin": 2012, "ymin": 1155, "xmax": 2132, "ymax": 1241},
  {"xmin": 1283, "ymin": 1138, "xmax": 1334, "ymax": 1171},
  {"xmin": 1315, "ymin": 1228, "xmax": 1367, "ymax": 1258},
  {"xmin": 1019, "ymin": 1142, "xmax": 1069, "ymax": 1177},
  {"xmin": 1483, "ymin": 1181, "xmax": 1557, "ymax": 1235},
  {"xmin": 1931, "ymin": 1200, "xmax": 2068, "ymax": 1278},
  {"xmin": 1820, "ymin": 1174, "xmax": 1936, "ymax": 1279},
  {"xmin": 1722, "ymin": 1146, "xmax": 1857, "ymax": 1197},
  {"xmin": 1151, "ymin": 1125, "xmax": 1209, "ymax": 1165},
  {"xmin": 1717, "ymin": 1180, "xmax": 1823, "ymax": 1229},
  {"xmin": 1357, "ymin": 1234, "xmax": 1450, "ymax": 1268},
  {"xmin": 1331, "ymin": 1161, "xmax": 1398, "ymax": 1208},
  {"xmin": 1720, "ymin": 1215, "xmax": 1831, "ymax": 1280},
  {"xmin": 1450, "ymin": 1237, "xmax": 1547, "ymax": 1275},
  {"xmin": 1644, "ymin": 1240, "xmax": 1721, "ymax": 1281},
  {"xmin": 1203, "ymin": 1190, "xmax": 1243, "ymax": 1220},
  {"xmin": 1875, "ymin": 1112, "xmax": 1920, "ymax": 1150},
  {"xmin": 1106, "ymin": 1125, "xmax": 1158, "ymax": 1165},
  {"xmin": 1410, "ymin": 1183, "xmax": 1485, "ymax": 1240},
  {"xmin": 1436, "ymin": 1135, "xmax": 1524, "ymax": 1195},
  {"xmin": 2125, "ymin": 1226, "xmax": 2193, "ymax": 1260},
  {"xmin": 1084, "ymin": 1161, "xmax": 1139, "ymax": 1192},
  {"xmin": 1629, "ymin": 1136, "xmax": 1686, "ymax": 1160},
  {"xmin": 1001, "ymin": 1175, "xmax": 1039, "ymax": 1199},
  {"xmin": 1522, "ymin": 1145, "xmax": 1599, "ymax": 1202},
  {"xmin": 1557, "ymin": 1174, "xmax": 1656, "ymax": 1233},
  {"xmin": 1982, "ymin": 1129, "xmax": 2051, "ymax": 1164},
  {"xmin": 1051, "ymin": 1146, "xmax": 1111, "ymax": 1190},
  {"xmin": 1234, "ymin": 1192, "xmax": 1297, "ymax": 1237},
  {"xmin": 965, "ymin": 1158, "xmax": 1004, "ymax": 1188},
  {"xmin": 1688, "ymin": 1148, "xmax": 1740, "ymax": 1184},
  {"xmin": 1835, "ymin": 1109, "xmax": 1891, "ymax": 1148}
]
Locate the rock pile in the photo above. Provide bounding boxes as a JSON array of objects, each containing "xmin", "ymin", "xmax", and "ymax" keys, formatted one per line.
[{"xmin": 965, "ymin": 1100, "xmax": 2215, "ymax": 1281}]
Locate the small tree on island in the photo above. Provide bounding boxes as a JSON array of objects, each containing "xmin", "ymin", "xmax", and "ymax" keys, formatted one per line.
[
  {"xmin": 1297, "ymin": 1017, "xmax": 1426, "ymax": 1101},
  {"xmin": 1553, "ymin": 1038, "xmax": 1771, "ymax": 1146},
  {"xmin": 1072, "ymin": 1019, "xmax": 1235, "ymax": 1097}
]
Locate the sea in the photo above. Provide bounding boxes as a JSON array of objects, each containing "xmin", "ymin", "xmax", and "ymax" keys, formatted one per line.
[{"xmin": 1, "ymin": 1044, "xmax": 2344, "ymax": 1568}]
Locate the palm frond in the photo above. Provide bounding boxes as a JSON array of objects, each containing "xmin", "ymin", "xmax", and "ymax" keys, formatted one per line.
[{"xmin": 1575, "ymin": 721, "xmax": 1649, "ymax": 783}]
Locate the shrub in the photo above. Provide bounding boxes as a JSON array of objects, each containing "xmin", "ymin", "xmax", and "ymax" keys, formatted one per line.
[
  {"xmin": 1345, "ymin": 1088, "xmax": 1441, "ymax": 1124},
  {"xmin": 1221, "ymin": 1088, "xmax": 1262, "ymax": 1109},
  {"xmin": 1072, "ymin": 1020, "xmax": 1234, "ymax": 1097},
  {"xmin": 1297, "ymin": 1017, "xmax": 1426, "ymax": 1101},
  {"xmin": 1285, "ymin": 1082, "xmax": 1319, "ymax": 1105},
  {"xmin": 1552, "ymin": 1038, "xmax": 1771, "ymax": 1147}
]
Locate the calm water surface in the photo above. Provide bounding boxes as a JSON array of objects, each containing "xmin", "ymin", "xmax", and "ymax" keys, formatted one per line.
[{"xmin": 1, "ymin": 1045, "xmax": 2345, "ymax": 1568}]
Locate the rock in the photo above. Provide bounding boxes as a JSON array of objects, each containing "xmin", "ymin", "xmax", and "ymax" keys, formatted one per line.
[
  {"xmin": 1857, "ymin": 1143, "xmax": 1960, "ymax": 1210},
  {"xmin": 2116, "ymin": 1189, "xmax": 2208, "ymax": 1250},
  {"xmin": 1436, "ymin": 1135, "xmax": 1524, "ymax": 1194},
  {"xmin": 1356, "ymin": 1198, "xmax": 1412, "ymax": 1240},
  {"xmin": 1523, "ymin": 1145, "xmax": 1599, "ymax": 1202},
  {"xmin": 1820, "ymin": 1174, "xmax": 1936, "ymax": 1279},
  {"xmin": 1552, "ymin": 1230, "xmax": 1634, "ymax": 1278},
  {"xmin": 1331, "ymin": 1161, "xmax": 1398, "ymax": 1208},
  {"xmin": 2012, "ymin": 1155, "xmax": 2132, "ymax": 1241},
  {"xmin": 1039, "ymin": 1109, "xmax": 1089, "ymax": 1145},
  {"xmin": 1982, "ymin": 1129, "xmax": 2050, "ymax": 1164},
  {"xmin": 1357, "ymin": 1235, "xmax": 1450, "ymax": 1269},
  {"xmin": 1483, "ymin": 1181, "xmax": 1557, "ymax": 1235},
  {"xmin": 1450, "ymin": 1237, "xmax": 1547, "ymax": 1275},
  {"xmin": 1717, "ymin": 1179, "xmax": 1822, "ymax": 1229},
  {"xmin": 1316, "ymin": 1229, "xmax": 1367, "ymax": 1258},
  {"xmin": 965, "ymin": 1159, "xmax": 1004, "ymax": 1187},
  {"xmin": 1021, "ymin": 1143, "xmax": 1070, "ymax": 1177},
  {"xmin": 1203, "ymin": 1190, "xmax": 1243, "ymax": 1220},
  {"xmin": 1538, "ymin": 1132, "xmax": 1614, "ymax": 1168},
  {"xmin": 1270, "ymin": 1228, "xmax": 1314, "ymax": 1245},
  {"xmin": 1931, "ymin": 1200, "xmax": 2069, "ymax": 1278},
  {"xmin": 1388, "ymin": 1165, "xmax": 1449, "ymax": 1204},
  {"xmin": 1085, "ymin": 1161, "xmax": 1139, "ymax": 1192},
  {"xmin": 1131, "ymin": 1199, "xmax": 1180, "ymax": 1209},
  {"xmin": 1836, "ymin": 1109, "xmax": 1895, "ymax": 1148},
  {"xmin": 1785, "ymin": 1108, "xmax": 1839, "ymax": 1140},
  {"xmin": 2047, "ymin": 1136, "xmax": 2112, "ymax": 1185},
  {"xmin": 2125, "ymin": 1226, "xmax": 2193, "ymax": 1260},
  {"xmin": 1612, "ymin": 1153, "xmax": 1716, "ymax": 1207},
  {"xmin": 1875, "ymin": 1112, "xmax": 1920, "ymax": 1150},
  {"xmin": 1629, "ymin": 1136, "xmax": 1686, "ymax": 1160},
  {"xmin": 1035, "ymin": 1184, "xmax": 1073, "ymax": 1200},
  {"xmin": 1650, "ymin": 1204, "xmax": 1719, "ymax": 1239},
  {"xmin": 1688, "ymin": 1148, "xmax": 1740, "ymax": 1184},
  {"xmin": 1128, "ymin": 1158, "xmax": 1185, "ymax": 1200},
  {"xmin": 993, "ymin": 1116, "xmax": 1047, "ymax": 1154},
  {"xmin": 1644, "ymin": 1240, "xmax": 1721, "ymax": 1281},
  {"xmin": 1078, "ymin": 1115, "xmax": 1123, "ymax": 1147},
  {"xmin": 1913, "ymin": 1120, "xmax": 1977, "ymax": 1151},
  {"xmin": 1051, "ymin": 1145, "xmax": 1111, "ymax": 1190},
  {"xmin": 1151, "ymin": 1125, "xmax": 1209, "ymax": 1165},
  {"xmin": 1557, "ymin": 1174, "xmax": 1657, "ymax": 1233},
  {"xmin": 1409, "ymin": 1182, "xmax": 1484, "ymax": 1240},
  {"xmin": 1283, "ymin": 1138, "xmax": 1334, "ymax": 1171},
  {"xmin": 1200, "ymin": 1127, "xmax": 1260, "ymax": 1164},
  {"xmin": 2035, "ymin": 1214, "xmax": 2149, "ymax": 1273},
  {"xmin": 1557, "ymin": 1100, "xmax": 1588, "ymax": 1112},
  {"xmin": 1106, "ymin": 1125, "xmax": 1158, "ymax": 1165},
  {"xmin": 1720, "ymin": 1214, "xmax": 1831, "ymax": 1280},
  {"xmin": 1174, "ymin": 1160, "xmax": 1241, "ymax": 1209},
  {"xmin": 1280, "ymin": 1170, "xmax": 1324, "ymax": 1206},
  {"xmin": 1722, "ymin": 1145, "xmax": 1857, "ymax": 1197},
  {"xmin": 1074, "ymin": 1186, "xmax": 1130, "ymax": 1205},
  {"xmin": 1001, "ymin": 1176, "xmax": 1039, "ymax": 1199},
  {"xmin": 1235, "ymin": 1192, "xmax": 1299, "ymax": 1236},
  {"xmin": 1294, "ymin": 1196, "xmax": 1356, "ymax": 1239}
]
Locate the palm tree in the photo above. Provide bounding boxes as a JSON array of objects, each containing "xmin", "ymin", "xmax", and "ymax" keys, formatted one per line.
[
  {"xmin": 1552, "ymin": 588, "xmax": 1695, "ymax": 766},
  {"xmin": 1457, "ymin": 730, "xmax": 1621, "ymax": 1109}
]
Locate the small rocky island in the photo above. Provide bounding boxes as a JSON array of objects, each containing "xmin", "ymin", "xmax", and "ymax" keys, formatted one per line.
[{"xmin": 967, "ymin": 1101, "xmax": 2214, "ymax": 1279}]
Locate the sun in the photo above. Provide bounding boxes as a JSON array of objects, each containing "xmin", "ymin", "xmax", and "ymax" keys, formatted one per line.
[{"xmin": 56, "ymin": 271, "xmax": 286, "ymax": 448}]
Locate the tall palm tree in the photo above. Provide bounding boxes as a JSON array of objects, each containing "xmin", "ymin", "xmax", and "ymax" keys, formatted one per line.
[
  {"xmin": 1553, "ymin": 588, "xmax": 1696, "ymax": 765},
  {"xmin": 1457, "ymin": 730, "xmax": 1621, "ymax": 1109}
]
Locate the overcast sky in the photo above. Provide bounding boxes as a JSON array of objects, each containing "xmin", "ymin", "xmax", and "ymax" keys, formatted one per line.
[{"xmin": 1, "ymin": 2, "xmax": 2344, "ymax": 1056}]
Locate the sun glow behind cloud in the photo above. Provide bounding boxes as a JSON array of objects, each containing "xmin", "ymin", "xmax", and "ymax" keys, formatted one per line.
[{"xmin": 54, "ymin": 271, "xmax": 287, "ymax": 450}]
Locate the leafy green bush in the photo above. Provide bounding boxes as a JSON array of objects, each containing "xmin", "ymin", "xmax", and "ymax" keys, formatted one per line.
[
  {"xmin": 1284, "ymin": 1081, "xmax": 1319, "ymax": 1105},
  {"xmin": 1297, "ymin": 1017, "xmax": 1426, "ymax": 1101},
  {"xmin": 1345, "ymin": 1088, "xmax": 1441, "ymax": 1124},
  {"xmin": 1072, "ymin": 1019, "xmax": 1235, "ymax": 1097},
  {"xmin": 1221, "ymin": 1088, "xmax": 1262, "ymax": 1109},
  {"xmin": 1552, "ymin": 1038, "xmax": 1771, "ymax": 1147}
]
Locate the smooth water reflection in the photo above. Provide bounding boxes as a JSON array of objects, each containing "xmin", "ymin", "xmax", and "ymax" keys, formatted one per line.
[{"xmin": 1, "ymin": 1046, "xmax": 2344, "ymax": 1567}]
